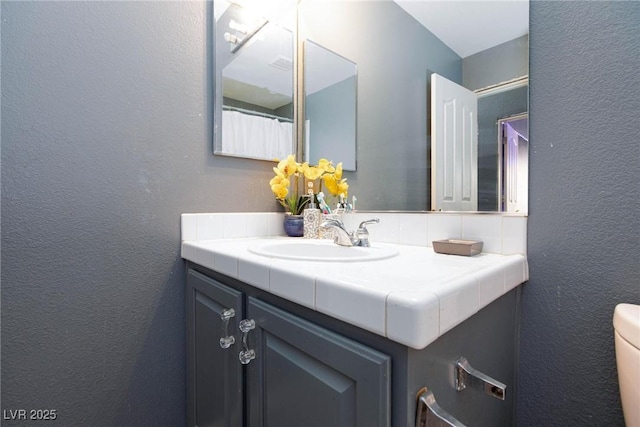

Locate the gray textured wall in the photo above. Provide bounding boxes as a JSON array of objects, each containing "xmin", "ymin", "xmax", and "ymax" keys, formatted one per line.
[
  {"xmin": 4, "ymin": 1, "xmax": 640, "ymax": 426},
  {"xmin": 1, "ymin": 2, "xmax": 277, "ymax": 425},
  {"xmin": 521, "ymin": 2, "xmax": 640, "ymax": 425},
  {"xmin": 462, "ymin": 35, "xmax": 529, "ymax": 91}
]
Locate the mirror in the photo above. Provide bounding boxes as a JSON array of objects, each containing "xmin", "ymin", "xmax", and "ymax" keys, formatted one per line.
[
  {"xmin": 298, "ymin": 0, "xmax": 529, "ymax": 212},
  {"xmin": 478, "ymin": 85, "xmax": 528, "ymax": 212},
  {"xmin": 212, "ymin": 0, "xmax": 529, "ymax": 212},
  {"xmin": 213, "ymin": 0, "xmax": 296, "ymax": 161},
  {"xmin": 303, "ymin": 40, "xmax": 357, "ymax": 171}
]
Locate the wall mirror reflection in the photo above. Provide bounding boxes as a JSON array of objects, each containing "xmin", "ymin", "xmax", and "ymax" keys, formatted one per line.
[
  {"xmin": 480, "ymin": 87, "xmax": 528, "ymax": 213},
  {"xmin": 213, "ymin": 0, "xmax": 296, "ymax": 161},
  {"xmin": 298, "ymin": 0, "xmax": 529, "ymax": 212},
  {"xmin": 213, "ymin": 0, "xmax": 529, "ymax": 212},
  {"xmin": 303, "ymin": 40, "xmax": 357, "ymax": 171},
  {"xmin": 430, "ymin": 73, "xmax": 528, "ymax": 212}
]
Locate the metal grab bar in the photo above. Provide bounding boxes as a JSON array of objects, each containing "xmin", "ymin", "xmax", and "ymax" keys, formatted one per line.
[
  {"xmin": 416, "ymin": 387, "xmax": 466, "ymax": 427},
  {"xmin": 454, "ymin": 357, "xmax": 506, "ymax": 401}
]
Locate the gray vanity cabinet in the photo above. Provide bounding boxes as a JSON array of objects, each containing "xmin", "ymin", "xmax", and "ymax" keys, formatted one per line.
[
  {"xmin": 187, "ymin": 263, "xmax": 520, "ymax": 426},
  {"xmin": 186, "ymin": 268, "xmax": 392, "ymax": 427}
]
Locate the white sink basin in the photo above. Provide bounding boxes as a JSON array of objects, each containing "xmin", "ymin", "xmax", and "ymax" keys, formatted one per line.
[{"xmin": 248, "ymin": 239, "xmax": 398, "ymax": 262}]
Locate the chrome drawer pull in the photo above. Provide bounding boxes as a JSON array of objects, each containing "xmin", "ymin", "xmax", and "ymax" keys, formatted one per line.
[
  {"xmin": 416, "ymin": 387, "xmax": 466, "ymax": 427},
  {"xmin": 455, "ymin": 357, "xmax": 506, "ymax": 400}
]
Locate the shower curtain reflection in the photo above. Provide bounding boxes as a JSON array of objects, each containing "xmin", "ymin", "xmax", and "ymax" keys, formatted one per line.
[{"xmin": 221, "ymin": 110, "xmax": 293, "ymax": 160}]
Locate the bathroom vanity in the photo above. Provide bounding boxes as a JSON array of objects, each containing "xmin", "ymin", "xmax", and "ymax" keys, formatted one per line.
[{"xmin": 182, "ymin": 212, "xmax": 528, "ymax": 427}]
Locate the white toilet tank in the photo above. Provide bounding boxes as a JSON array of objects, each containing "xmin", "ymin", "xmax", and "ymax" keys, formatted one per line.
[{"xmin": 614, "ymin": 303, "xmax": 640, "ymax": 427}]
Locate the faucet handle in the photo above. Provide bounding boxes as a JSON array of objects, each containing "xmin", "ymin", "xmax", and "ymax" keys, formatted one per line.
[
  {"xmin": 358, "ymin": 218, "xmax": 380, "ymax": 230},
  {"xmin": 320, "ymin": 216, "xmax": 345, "ymax": 228},
  {"xmin": 355, "ymin": 218, "xmax": 379, "ymax": 247}
]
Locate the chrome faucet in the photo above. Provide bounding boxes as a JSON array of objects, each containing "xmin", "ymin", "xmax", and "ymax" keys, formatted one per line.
[{"xmin": 320, "ymin": 218, "xmax": 380, "ymax": 247}]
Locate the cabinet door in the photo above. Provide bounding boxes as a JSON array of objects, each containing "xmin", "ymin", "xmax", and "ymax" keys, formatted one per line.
[
  {"xmin": 186, "ymin": 269, "xmax": 244, "ymax": 427},
  {"xmin": 246, "ymin": 297, "xmax": 391, "ymax": 427}
]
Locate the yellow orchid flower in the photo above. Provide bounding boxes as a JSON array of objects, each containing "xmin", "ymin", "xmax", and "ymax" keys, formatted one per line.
[
  {"xmin": 322, "ymin": 161, "xmax": 348, "ymax": 197},
  {"xmin": 300, "ymin": 162, "xmax": 323, "ymax": 181},
  {"xmin": 276, "ymin": 154, "xmax": 299, "ymax": 177},
  {"xmin": 334, "ymin": 162, "xmax": 343, "ymax": 180},
  {"xmin": 270, "ymin": 175, "xmax": 289, "ymax": 189},
  {"xmin": 337, "ymin": 180, "xmax": 349, "ymax": 197},
  {"xmin": 270, "ymin": 167, "xmax": 290, "ymax": 185},
  {"xmin": 269, "ymin": 154, "xmax": 352, "ymax": 214},
  {"xmin": 323, "ymin": 174, "xmax": 348, "ymax": 197},
  {"xmin": 317, "ymin": 158, "xmax": 335, "ymax": 174},
  {"xmin": 322, "ymin": 174, "xmax": 335, "ymax": 195},
  {"xmin": 271, "ymin": 183, "xmax": 289, "ymax": 200},
  {"xmin": 270, "ymin": 167, "xmax": 291, "ymax": 200}
]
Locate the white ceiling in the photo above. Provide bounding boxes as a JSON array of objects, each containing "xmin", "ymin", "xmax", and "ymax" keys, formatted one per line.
[
  {"xmin": 222, "ymin": 22, "xmax": 295, "ymax": 109},
  {"xmin": 393, "ymin": 0, "xmax": 529, "ymax": 58},
  {"xmin": 220, "ymin": 0, "xmax": 529, "ymax": 106}
]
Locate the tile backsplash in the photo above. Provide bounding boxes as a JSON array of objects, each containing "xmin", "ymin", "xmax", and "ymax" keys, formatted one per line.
[{"xmin": 181, "ymin": 212, "xmax": 527, "ymax": 255}]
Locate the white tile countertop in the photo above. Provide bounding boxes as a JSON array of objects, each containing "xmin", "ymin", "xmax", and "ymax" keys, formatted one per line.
[{"xmin": 181, "ymin": 212, "xmax": 529, "ymax": 350}]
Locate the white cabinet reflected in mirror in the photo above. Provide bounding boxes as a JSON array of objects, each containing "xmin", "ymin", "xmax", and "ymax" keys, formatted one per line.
[
  {"xmin": 304, "ymin": 40, "xmax": 357, "ymax": 171},
  {"xmin": 213, "ymin": 0, "xmax": 295, "ymax": 161}
]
